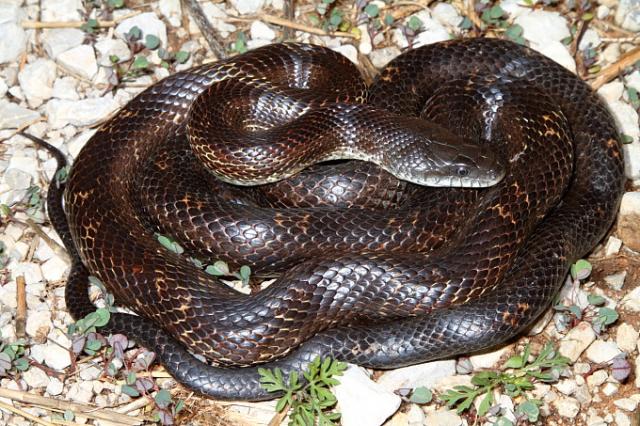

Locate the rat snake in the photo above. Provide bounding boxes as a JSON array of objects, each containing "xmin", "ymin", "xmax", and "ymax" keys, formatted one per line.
[{"xmin": 38, "ymin": 38, "xmax": 624, "ymax": 400}]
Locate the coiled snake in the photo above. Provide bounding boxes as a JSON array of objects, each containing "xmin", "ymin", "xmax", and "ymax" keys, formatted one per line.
[{"xmin": 41, "ymin": 38, "xmax": 624, "ymax": 400}]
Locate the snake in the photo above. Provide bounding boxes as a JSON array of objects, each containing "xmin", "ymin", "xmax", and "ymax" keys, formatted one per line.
[{"xmin": 35, "ymin": 37, "xmax": 625, "ymax": 401}]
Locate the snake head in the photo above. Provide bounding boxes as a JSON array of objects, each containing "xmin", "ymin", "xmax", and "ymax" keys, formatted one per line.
[{"xmin": 382, "ymin": 120, "xmax": 505, "ymax": 188}]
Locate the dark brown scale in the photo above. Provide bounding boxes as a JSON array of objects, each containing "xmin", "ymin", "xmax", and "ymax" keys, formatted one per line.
[{"xmin": 44, "ymin": 39, "xmax": 624, "ymax": 400}]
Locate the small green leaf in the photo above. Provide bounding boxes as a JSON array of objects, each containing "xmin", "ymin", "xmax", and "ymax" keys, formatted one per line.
[
  {"xmin": 581, "ymin": 12, "xmax": 594, "ymax": 21},
  {"xmin": 407, "ymin": 16, "xmax": 422, "ymax": 31},
  {"xmin": 154, "ymin": 389, "xmax": 172, "ymax": 408},
  {"xmin": 329, "ymin": 9, "xmax": 343, "ymax": 27},
  {"xmin": 587, "ymin": 294, "xmax": 606, "ymax": 306},
  {"xmin": 128, "ymin": 26, "xmax": 142, "ymax": 40},
  {"xmin": 384, "ymin": 14, "xmax": 394, "ymax": 26},
  {"xmin": 239, "ymin": 265, "xmax": 251, "ymax": 284},
  {"xmin": 459, "ymin": 16, "xmax": 472, "ymax": 30},
  {"xmin": 205, "ymin": 260, "xmax": 230, "ymax": 276},
  {"xmin": 596, "ymin": 307, "xmax": 618, "ymax": 326},
  {"xmin": 127, "ymin": 371, "xmax": 137, "ymax": 385},
  {"xmin": 174, "ymin": 399, "xmax": 185, "ymax": 413},
  {"xmin": 175, "ymin": 50, "xmax": 190, "ymax": 64},
  {"xmin": 570, "ymin": 259, "xmax": 592, "ymax": 280},
  {"xmin": 144, "ymin": 34, "xmax": 161, "ymax": 50},
  {"xmin": 516, "ymin": 400, "xmax": 540, "ymax": 422},
  {"xmin": 568, "ymin": 304, "xmax": 582, "ymax": 319},
  {"xmin": 505, "ymin": 355, "xmax": 524, "ymax": 369},
  {"xmin": 121, "ymin": 384, "xmax": 140, "ymax": 397},
  {"xmin": 108, "ymin": 0, "xmax": 124, "ymax": 8},
  {"xmin": 156, "ymin": 234, "xmax": 184, "ymax": 254},
  {"xmin": 132, "ymin": 55, "xmax": 149, "ymax": 70},
  {"xmin": 13, "ymin": 357, "xmax": 29, "ymax": 371},
  {"xmin": 410, "ymin": 386, "xmax": 433, "ymax": 404},
  {"xmin": 621, "ymin": 134, "xmax": 634, "ymax": 144},
  {"xmin": 477, "ymin": 391, "xmax": 494, "ymax": 417},
  {"xmin": 489, "ymin": 5, "xmax": 504, "ymax": 19},
  {"xmin": 63, "ymin": 410, "xmax": 75, "ymax": 421},
  {"xmin": 364, "ymin": 4, "xmax": 379, "ymax": 18}
]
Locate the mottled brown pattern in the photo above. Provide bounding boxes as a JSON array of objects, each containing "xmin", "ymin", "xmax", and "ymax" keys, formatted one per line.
[{"xmin": 43, "ymin": 39, "xmax": 624, "ymax": 400}]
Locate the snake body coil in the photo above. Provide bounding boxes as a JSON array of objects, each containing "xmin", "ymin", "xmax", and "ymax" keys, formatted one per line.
[{"xmin": 46, "ymin": 38, "xmax": 624, "ymax": 400}]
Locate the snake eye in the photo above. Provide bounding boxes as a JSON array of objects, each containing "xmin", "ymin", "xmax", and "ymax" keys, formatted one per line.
[{"xmin": 456, "ymin": 167, "xmax": 470, "ymax": 177}]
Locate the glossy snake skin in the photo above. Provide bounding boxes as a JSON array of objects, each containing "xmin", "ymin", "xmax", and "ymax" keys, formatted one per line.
[{"xmin": 42, "ymin": 38, "xmax": 624, "ymax": 400}]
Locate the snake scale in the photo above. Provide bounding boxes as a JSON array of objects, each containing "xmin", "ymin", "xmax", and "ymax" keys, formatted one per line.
[{"xmin": 39, "ymin": 38, "xmax": 624, "ymax": 400}]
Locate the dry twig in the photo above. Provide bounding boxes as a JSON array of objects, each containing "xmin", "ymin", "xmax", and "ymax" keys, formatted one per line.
[
  {"xmin": 0, "ymin": 400, "xmax": 55, "ymax": 426},
  {"xmin": 181, "ymin": 0, "xmax": 226, "ymax": 59},
  {"xmin": 227, "ymin": 14, "xmax": 358, "ymax": 39},
  {"xmin": 15, "ymin": 275, "xmax": 26, "ymax": 338},
  {"xmin": 590, "ymin": 46, "xmax": 640, "ymax": 89},
  {"xmin": 0, "ymin": 388, "xmax": 146, "ymax": 425}
]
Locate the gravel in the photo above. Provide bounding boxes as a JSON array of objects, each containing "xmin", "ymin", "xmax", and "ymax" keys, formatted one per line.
[{"xmin": 0, "ymin": 0, "xmax": 638, "ymax": 425}]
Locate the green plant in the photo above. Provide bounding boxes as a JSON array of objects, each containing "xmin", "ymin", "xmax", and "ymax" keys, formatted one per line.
[
  {"xmin": 0, "ymin": 338, "xmax": 29, "ymax": 376},
  {"xmin": 440, "ymin": 342, "xmax": 570, "ymax": 422},
  {"xmin": 259, "ymin": 356, "xmax": 347, "ymax": 425},
  {"xmin": 554, "ymin": 259, "xmax": 619, "ymax": 333}
]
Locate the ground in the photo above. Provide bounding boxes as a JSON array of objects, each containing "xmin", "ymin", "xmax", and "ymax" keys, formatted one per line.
[{"xmin": 0, "ymin": 0, "xmax": 639, "ymax": 425}]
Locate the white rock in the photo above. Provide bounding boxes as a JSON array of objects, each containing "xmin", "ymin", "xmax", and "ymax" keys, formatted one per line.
[
  {"xmin": 556, "ymin": 379, "xmax": 577, "ymax": 395},
  {"xmin": 603, "ymin": 43, "xmax": 620, "ymax": 64},
  {"xmin": 431, "ymin": 3, "xmax": 462, "ymax": 28},
  {"xmin": 578, "ymin": 29, "xmax": 601, "ymax": 51},
  {"xmin": 596, "ymin": 5, "xmax": 610, "ymax": 19},
  {"xmin": 469, "ymin": 345, "xmax": 513, "ymax": 370},
  {"xmin": 628, "ymin": 70, "xmax": 640, "ymax": 92},
  {"xmin": 46, "ymin": 95, "xmax": 120, "ymax": 129},
  {"xmin": 159, "ymin": 0, "xmax": 182, "ymax": 27},
  {"xmin": 52, "ymin": 77, "xmax": 79, "ymax": 100},
  {"xmin": 2, "ymin": 168, "xmax": 31, "ymax": 192},
  {"xmin": 46, "ymin": 377, "xmax": 64, "ymax": 396},
  {"xmin": 515, "ymin": 10, "xmax": 570, "ymax": 44},
  {"xmin": 585, "ymin": 340, "xmax": 622, "ymax": 363},
  {"xmin": 0, "ymin": 77, "xmax": 7, "ymax": 97},
  {"xmin": 57, "ymin": 45, "xmax": 99, "ymax": 80},
  {"xmin": 608, "ymin": 99, "xmax": 639, "ymax": 143},
  {"xmin": 615, "ymin": 0, "xmax": 640, "ymax": 31},
  {"xmin": 528, "ymin": 40, "xmax": 576, "ymax": 73},
  {"xmin": 198, "ymin": 3, "xmax": 236, "ymax": 39},
  {"xmin": 617, "ymin": 192, "xmax": 640, "ymax": 252},
  {"xmin": 615, "ymin": 398, "xmax": 639, "ymax": 411},
  {"xmin": 94, "ymin": 38, "xmax": 132, "ymax": 66},
  {"xmin": 635, "ymin": 355, "xmax": 640, "ymax": 388},
  {"xmin": 41, "ymin": 29, "xmax": 85, "ymax": 59},
  {"xmin": 67, "ymin": 381, "xmax": 94, "ymax": 403},
  {"xmin": 391, "ymin": 28, "xmax": 409, "ymax": 49},
  {"xmin": 604, "ymin": 236, "xmax": 622, "ymax": 256},
  {"xmin": 559, "ymin": 321, "xmax": 596, "ymax": 362},
  {"xmin": 370, "ymin": 46, "xmax": 401, "ymax": 68},
  {"xmin": 11, "ymin": 262, "xmax": 43, "ymax": 285},
  {"xmin": 358, "ymin": 24, "xmax": 372, "ymax": 55},
  {"xmin": 597, "ymin": 81, "xmax": 624, "ymax": 102},
  {"xmin": 26, "ymin": 310, "xmax": 52, "ymax": 341},
  {"xmin": 0, "ymin": 100, "xmax": 40, "ymax": 130},
  {"xmin": 41, "ymin": 0, "xmax": 82, "ymax": 21},
  {"xmin": 0, "ymin": 9, "xmax": 26, "ymax": 64},
  {"xmin": 553, "ymin": 396, "xmax": 580, "ymax": 418},
  {"xmin": 623, "ymin": 139, "xmax": 640, "ymax": 181},
  {"xmin": 44, "ymin": 345, "xmax": 71, "ymax": 371},
  {"xmin": 423, "ymin": 408, "xmax": 463, "ymax": 426},
  {"xmin": 604, "ymin": 271, "xmax": 627, "ymax": 291},
  {"xmin": 79, "ymin": 365, "xmax": 102, "ymax": 381},
  {"xmin": 229, "ymin": 0, "xmax": 264, "ymax": 14},
  {"xmin": 29, "ymin": 344, "xmax": 46, "ymax": 364},
  {"xmin": 41, "ymin": 255, "xmax": 69, "ymax": 282},
  {"xmin": 115, "ymin": 12, "xmax": 168, "ymax": 48},
  {"xmin": 18, "ymin": 59, "xmax": 57, "ymax": 107},
  {"xmin": 412, "ymin": 16, "xmax": 451, "ymax": 47},
  {"xmin": 586, "ymin": 370, "xmax": 608, "ymax": 388},
  {"xmin": 334, "ymin": 366, "xmax": 401, "ymax": 426},
  {"xmin": 501, "ymin": 0, "xmax": 538, "ymax": 18},
  {"xmin": 406, "ymin": 404, "xmax": 425, "ymax": 425},
  {"xmin": 332, "ymin": 44, "xmax": 358, "ymax": 65},
  {"xmin": 377, "ymin": 360, "xmax": 456, "ymax": 392},
  {"xmin": 614, "ymin": 410, "xmax": 632, "ymax": 426},
  {"xmin": 250, "ymin": 20, "xmax": 276, "ymax": 41},
  {"xmin": 23, "ymin": 367, "xmax": 50, "ymax": 389}
]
